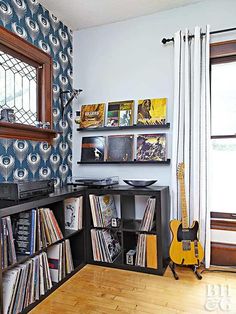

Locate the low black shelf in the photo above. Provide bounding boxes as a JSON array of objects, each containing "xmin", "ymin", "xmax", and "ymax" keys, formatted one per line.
[
  {"xmin": 85, "ymin": 186, "xmax": 170, "ymax": 277},
  {"xmin": 77, "ymin": 159, "xmax": 171, "ymax": 165},
  {"xmin": 77, "ymin": 123, "xmax": 170, "ymax": 132}
]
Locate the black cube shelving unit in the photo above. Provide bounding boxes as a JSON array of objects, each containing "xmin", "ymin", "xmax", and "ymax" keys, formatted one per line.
[
  {"xmin": 0, "ymin": 185, "xmax": 170, "ymax": 313},
  {"xmin": 85, "ymin": 185, "xmax": 170, "ymax": 276}
]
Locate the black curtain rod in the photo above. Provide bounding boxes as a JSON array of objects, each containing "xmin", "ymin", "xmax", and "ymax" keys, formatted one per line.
[{"xmin": 161, "ymin": 26, "xmax": 236, "ymax": 44}]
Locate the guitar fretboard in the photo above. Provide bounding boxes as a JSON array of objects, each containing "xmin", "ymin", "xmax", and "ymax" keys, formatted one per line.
[{"xmin": 179, "ymin": 177, "xmax": 189, "ymax": 229}]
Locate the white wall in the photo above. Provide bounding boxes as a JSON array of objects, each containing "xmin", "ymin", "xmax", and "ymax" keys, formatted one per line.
[{"xmin": 72, "ymin": 0, "xmax": 236, "ymax": 185}]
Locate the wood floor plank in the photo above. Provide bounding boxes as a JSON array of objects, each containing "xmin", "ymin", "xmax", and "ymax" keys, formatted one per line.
[{"xmin": 30, "ymin": 265, "xmax": 236, "ymax": 314}]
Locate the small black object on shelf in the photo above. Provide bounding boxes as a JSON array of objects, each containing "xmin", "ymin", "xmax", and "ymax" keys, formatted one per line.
[{"xmin": 111, "ymin": 218, "xmax": 121, "ymax": 228}]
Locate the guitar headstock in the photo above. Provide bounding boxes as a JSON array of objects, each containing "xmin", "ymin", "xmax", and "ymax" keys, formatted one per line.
[{"xmin": 177, "ymin": 163, "xmax": 185, "ymax": 180}]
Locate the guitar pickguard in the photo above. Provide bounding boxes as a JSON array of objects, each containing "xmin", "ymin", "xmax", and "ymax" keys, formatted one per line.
[{"xmin": 177, "ymin": 221, "xmax": 199, "ymax": 242}]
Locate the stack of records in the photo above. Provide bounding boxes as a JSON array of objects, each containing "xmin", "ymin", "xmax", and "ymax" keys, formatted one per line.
[
  {"xmin": 1, "ymin": 216, "xmax": 17, "ymax": 269},
  {"xmin": 91, "ymin": 229, "xmax": 121, "ymax": 263},
  {"xmin": 37, "ymin": 208, "xmax": 64, "ymax": 248},
  {"xmin": 140, "ymin": 198, "xmax": 156, "ymax": 231},
  {"xmin": 3, "ymin": 252, "xmax": 52, "ymax": 314},
  {"xmin": 89, "ymin": 194, "xmax": 118, "ymax": 227},
  {"xmin": 47, "ymin": 239, "xmax": 74, "ymax": 284},
  {"xmin": 12, "ymin": 208, "xmax": 63, "ymax": 256},
  {"xmin": 135, "ymin": 234, "xmax": 158, "ymax": 269},
  {"xmin": 135, "ymin": 234, "xmax": 147, "ymax": 267}
]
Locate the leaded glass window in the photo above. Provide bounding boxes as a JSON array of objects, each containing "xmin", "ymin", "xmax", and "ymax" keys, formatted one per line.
[{"xmin": 0, "ymin": 49, "xmax": 37, "ymax": 125}]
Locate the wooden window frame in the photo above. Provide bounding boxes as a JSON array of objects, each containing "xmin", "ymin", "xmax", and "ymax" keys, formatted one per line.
[{"xmin": 0, "ymin": 25, "xmax": 57, "ymax": 143}]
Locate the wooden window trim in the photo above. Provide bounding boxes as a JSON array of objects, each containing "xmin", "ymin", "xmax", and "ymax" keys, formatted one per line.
[
  {"xmin": 211, "ymin": 242, "xmax": 236, "ymax": 266},
  {"xmin": 0, "ymin": 25, "xmax": 57, "ymax": 143},
  {"xmin": 211, "ymin": 40, "xmax": 236, "ymax": 59}
]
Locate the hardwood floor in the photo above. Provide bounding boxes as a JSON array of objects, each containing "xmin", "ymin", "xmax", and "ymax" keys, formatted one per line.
[{"xmin": 31, "ymin": 264, "xmax": 236, "ymax": 314}]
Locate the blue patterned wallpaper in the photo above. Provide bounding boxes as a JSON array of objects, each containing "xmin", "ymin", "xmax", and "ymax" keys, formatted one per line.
[{"xmin": 0, "ymin": 0, "xmax": 73, "ymax": 187}]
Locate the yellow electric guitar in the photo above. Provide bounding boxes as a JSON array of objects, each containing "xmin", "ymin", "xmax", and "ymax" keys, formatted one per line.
[{"xmin": 169, "ymin": 163, "xmax": 204, "ymax": 266}]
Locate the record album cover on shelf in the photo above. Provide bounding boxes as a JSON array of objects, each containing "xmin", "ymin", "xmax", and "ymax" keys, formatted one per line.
[
  {"xmin": 98, "ymin": 195, "xmax": 118, "ymax": 227},
  {"xmin": 107, "ymin": 135, "xmax": 134, "ymax": 161},
  {"xmin": 12, "ymin": 209, "xmax": 37, "ymax": 256},
  {"xmin": 81, "ymin": 136, "xmax": 105, "ymax": 162},
  {"xmin": 107, "ymin": 100, "xmax": 134, "ymax": 127},
  {"xmin": 64, "ymin": 196, "xmax": 83, "ymax": 231},
  {"xmin": 80, "ymin": 103, "xmax": 105, "ymax": 128},
  {"xmin": 137, "ymin": 98, "xmax": 167, "ymax": 125},
  {"xmin": 136, "ymin": 134, "xmax": 167, "ymax": 161}
]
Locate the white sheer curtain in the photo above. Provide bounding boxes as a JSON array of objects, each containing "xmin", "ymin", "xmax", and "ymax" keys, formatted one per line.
[{"xmin": 171, "ymin": 26, "xmax": 211, "ymax": 267}]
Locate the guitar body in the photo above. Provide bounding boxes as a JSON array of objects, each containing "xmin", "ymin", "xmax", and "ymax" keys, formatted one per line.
[{"xmin": 169, "ymin": 219, "xmax": 204, "ymax": 265}]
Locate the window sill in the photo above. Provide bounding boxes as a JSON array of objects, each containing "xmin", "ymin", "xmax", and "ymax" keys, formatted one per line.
[{"xmin": 0, "ymin": 121, "xmax": 58, "ymax": 143}]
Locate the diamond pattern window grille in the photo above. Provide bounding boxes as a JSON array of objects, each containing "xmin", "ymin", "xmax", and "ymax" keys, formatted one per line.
[{"xmin": 0, "ymin": 50, "xmax": 38, "ymax": 125}]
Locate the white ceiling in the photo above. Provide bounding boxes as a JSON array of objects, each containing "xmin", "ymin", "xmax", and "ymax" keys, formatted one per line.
[{"xmin": 39, "ymin": 0, "xmax": 204, "ymax": 30}]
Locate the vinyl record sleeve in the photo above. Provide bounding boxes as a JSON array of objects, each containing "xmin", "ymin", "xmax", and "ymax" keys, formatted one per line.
[
  {"xmin": 81, "ymin": 136, "xmax": 105, "ymax": 162},
  {"xmin": 136, "ymin": 134, "xmax": 167, "ymax": 161},
  {"xmin": 137, "ymin": 98, "xmax": 167, "ymax": 125},
  {"xmin": 107, "ymin": 135, "xmax": 134, "ymax": 161},
  {"xmin": 80, "ymin": 103, "xmax": 105, "ymax": 128},
  {"xmin": 107, "ymin": 100, "xmax": 134, "ymax": 127}
]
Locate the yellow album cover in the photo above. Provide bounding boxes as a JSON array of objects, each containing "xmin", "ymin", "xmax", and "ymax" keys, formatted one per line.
[
  {"xmin": 80, "ymin": 103, "xmax": 105, "ymax": 128},
  {"xmin": 137, "ymin": 98, "xmax": 167, "ymax": 125}
]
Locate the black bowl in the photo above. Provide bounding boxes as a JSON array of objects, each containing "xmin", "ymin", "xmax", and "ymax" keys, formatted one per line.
[{"xmin": 123, "ymin": 180, "xmax": 157, "ymax": 187}]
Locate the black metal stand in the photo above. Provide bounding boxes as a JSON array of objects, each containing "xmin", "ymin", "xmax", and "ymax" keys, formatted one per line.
[
  {"xmin": 191, "ymin": 265, "xmax": 202, "ymax": 280},
  {"xmin": 169, "ymin": 262, "xmax": 202, "ymax": 280},
  {"xmin": 169, "ymin": 262, "xmax": 179, "ymax": 280}
]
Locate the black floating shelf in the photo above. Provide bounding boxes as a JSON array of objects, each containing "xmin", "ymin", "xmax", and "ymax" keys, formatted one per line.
[
  {"xmin": 77, "ymin": 123, "xmax": 170, "ymax": 132},
  {"xmin": 77, "ymin": 159, "xmax": 171, "ymax": 165}
]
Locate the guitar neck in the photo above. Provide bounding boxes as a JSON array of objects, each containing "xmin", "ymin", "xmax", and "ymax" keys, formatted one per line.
[{"xmin": 179, "ymin": 177, "xmax": 189, "ymax": 229}]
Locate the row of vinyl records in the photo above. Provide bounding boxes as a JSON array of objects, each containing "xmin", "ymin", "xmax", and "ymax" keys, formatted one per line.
[
  {"xmin": 90, "ymin": 230, "xmax": 158, "ymax": 269},
  {"xmin": 89, "ymin": 194, "xmax": 156, "ymax": 231},
  {"xmin": 3, "ymin": 240, "xmax": 74, "ymax": 314},
  {"xmin": 78, "ymin": 98, "xmax": 167, "ymax": 128},
  {"xmin": 1, "ymin": 196, "xmax": 83, "ymax": 269},
  {"xmin": 81, "ymin": 134, "xmax": 167, "ymax": 162}
]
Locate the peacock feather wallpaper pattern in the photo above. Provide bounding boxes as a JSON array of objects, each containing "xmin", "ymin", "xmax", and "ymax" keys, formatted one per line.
[{"xmin": 0, "ymin": 0, "xmax": 73, "ymax": 187}]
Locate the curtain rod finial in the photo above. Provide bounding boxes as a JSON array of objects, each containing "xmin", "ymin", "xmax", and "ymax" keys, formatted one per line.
[
  {"xmin": 161, "ymin": 37, "xmax": 174, "ymax": 44},
  {"xmin": 162, "ymin": 38, "xmax": 168, "ymax": 44}
]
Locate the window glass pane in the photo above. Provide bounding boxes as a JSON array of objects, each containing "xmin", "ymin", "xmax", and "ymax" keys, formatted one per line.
[
  {"xmin": 0, "ymin": 50, "xmax": 37, "ymax": 125},
  {"xmin": 211, "ymin": 61, "xmax": 236, "ymax": 136},
  {"xmin": 211, "ymin": 139, "xmax": 236, "ymax": 212}
]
